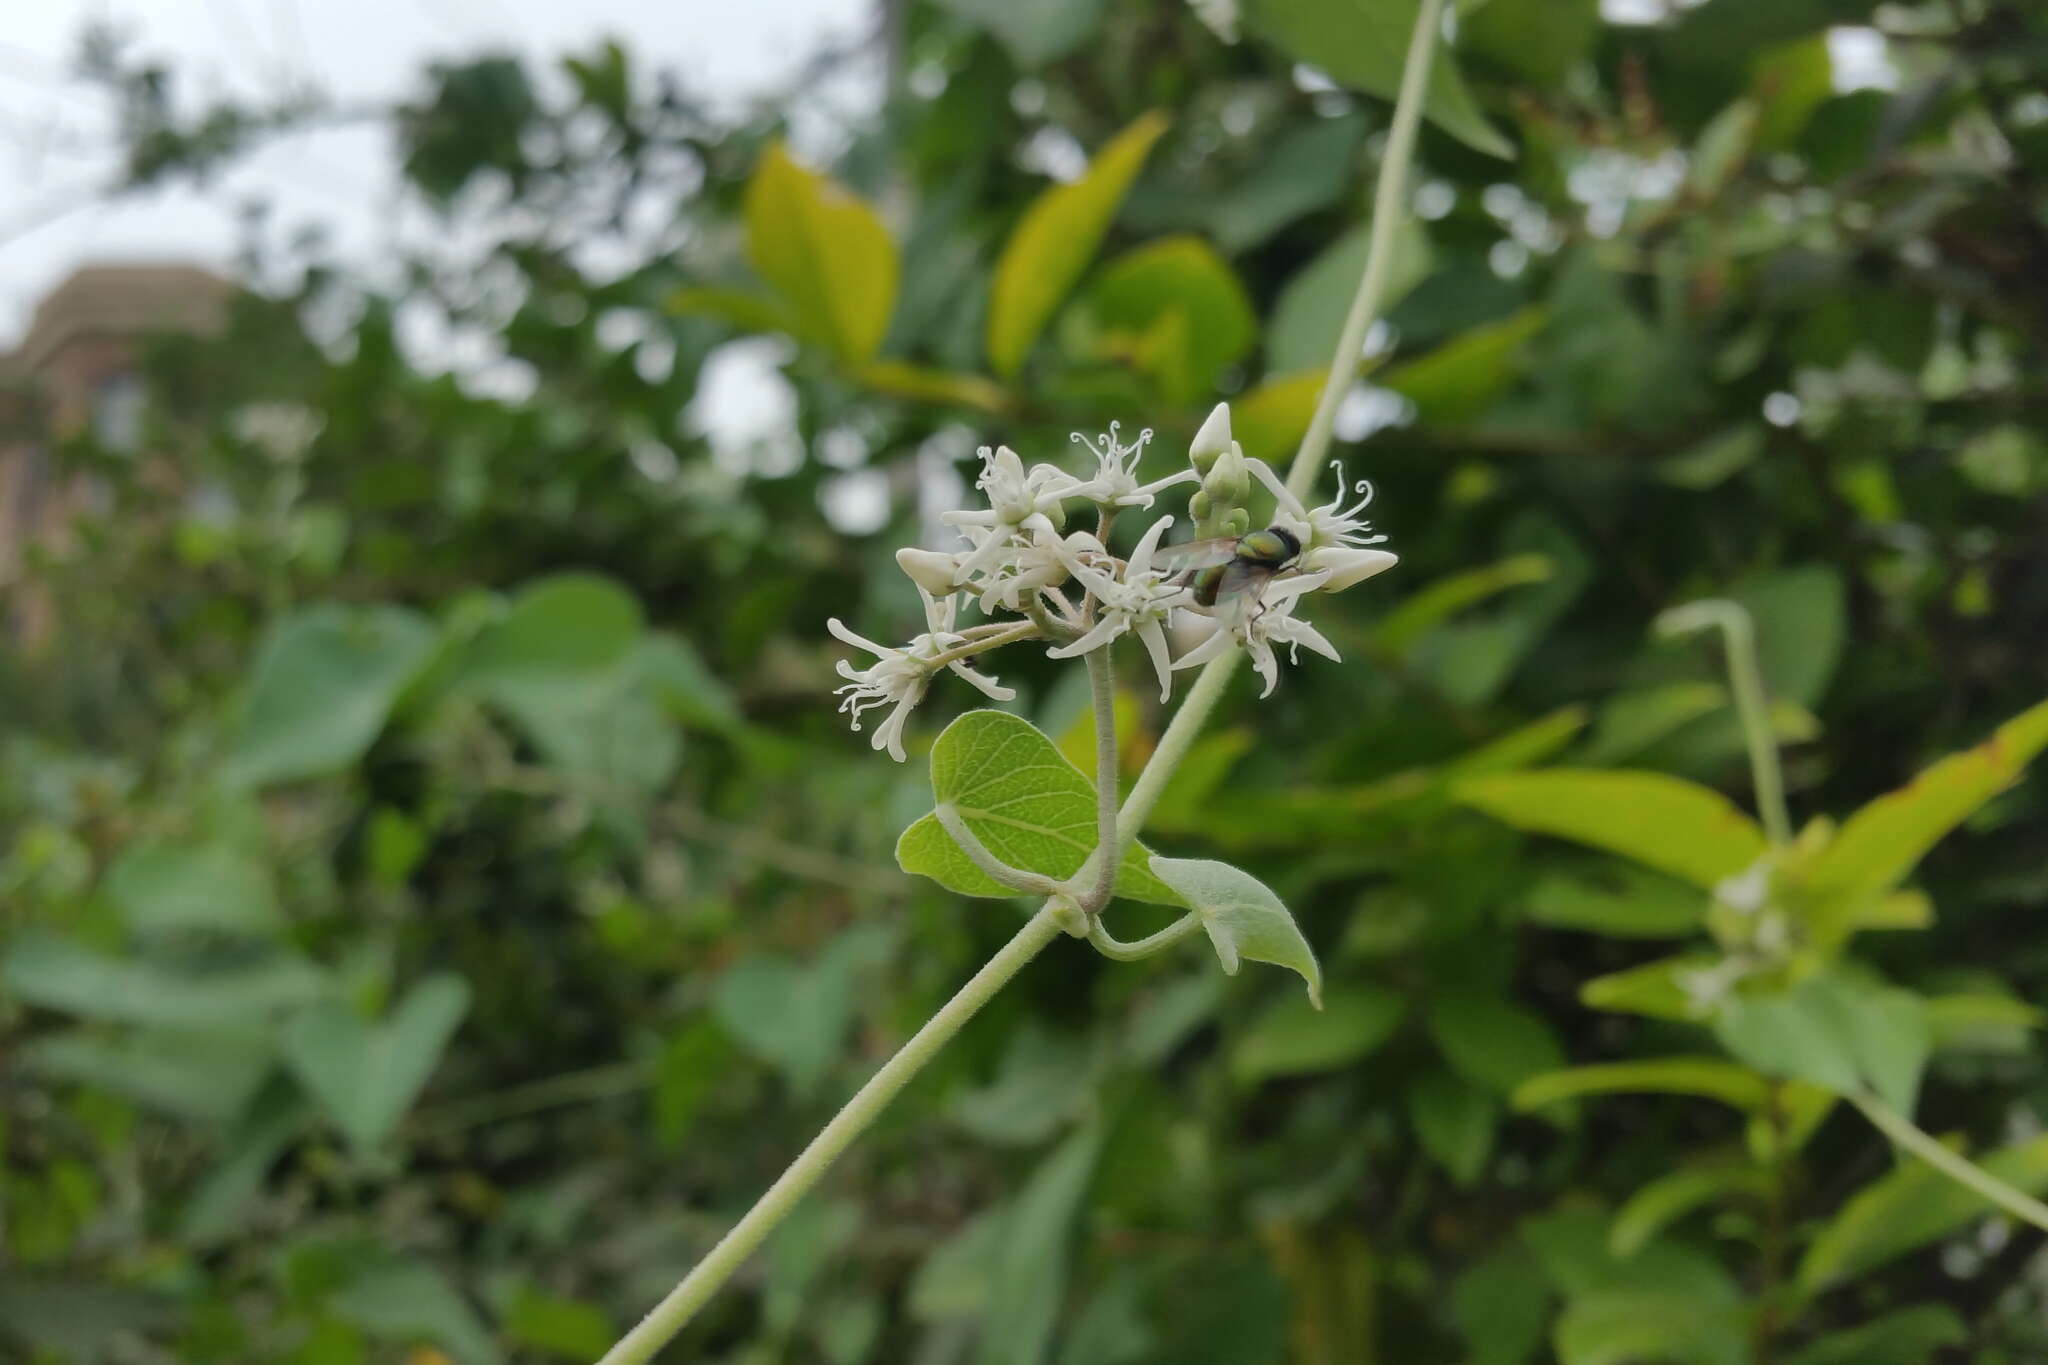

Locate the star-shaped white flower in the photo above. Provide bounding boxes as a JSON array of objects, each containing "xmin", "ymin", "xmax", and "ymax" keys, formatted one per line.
[
  {"xmin": 1169, "ymin": 572, "xmax": 1342, "ymax": 697},
  {"xmin": 1044, "ymin": 515, "xmax": 1191, "ymax": 700},
  {"xmin": 1246, "ymin": 456, "xmax": 1389, "ymax": 555},
  {"xmin": 827, "ymin": 589, "xmax": 1014, "ymax": 762},
  {"xmin": 1069, "ymin": 422, "xmax": 1199, "ymax": 509},
  {"xmin": 941, "ymin": 445, "xmax": 1086, "ymax": 587}
]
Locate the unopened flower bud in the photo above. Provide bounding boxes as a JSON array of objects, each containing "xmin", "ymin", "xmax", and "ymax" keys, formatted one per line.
[
  {"xmin": 1304, "ymin": 546, "xmax": 1398, "ymax": 592},
  {"xmin": 1189, "ymin": 402, "xmax": 1233, "ymax": 471},
  {"xmin": 895, "ymin": 547, "xmax": 962, "ymax": 596}
]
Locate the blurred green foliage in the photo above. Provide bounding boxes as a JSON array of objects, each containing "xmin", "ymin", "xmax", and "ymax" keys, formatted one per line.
[{"xmin": 5, "ymin": 1, "xmax": 2048, "ymax": 1362}]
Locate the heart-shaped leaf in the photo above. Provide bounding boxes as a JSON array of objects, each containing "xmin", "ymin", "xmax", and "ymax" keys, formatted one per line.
[
  {"xmin": 896, "ymin": 711, "xmax": 1184, "ymax": 907},
  {"xmin": 1149, "ymin": 856, "xmax": 1320, "ymax": 1004},
  {"xmin": 1712, "ymin": 970, "xmax": 1929, "ymax": 1114},
  {"xmin": 283, "ymin": 974, "xmax": 471, "ymax": 1153}
]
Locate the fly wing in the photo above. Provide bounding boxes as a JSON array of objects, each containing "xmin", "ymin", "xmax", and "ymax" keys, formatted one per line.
[
  {"xmin": 1152, "ymin": 536, "xmax": 1243, "ymax": 572},
  {"xmin": 1205, "ymin": 559, "xmax": 1276, "ymax": 609}
]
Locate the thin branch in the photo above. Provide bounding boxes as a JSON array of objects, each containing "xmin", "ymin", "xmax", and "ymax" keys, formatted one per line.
[{"xmin": 935, "ymin": 804, "xmax": 1064, "ymax": 897}]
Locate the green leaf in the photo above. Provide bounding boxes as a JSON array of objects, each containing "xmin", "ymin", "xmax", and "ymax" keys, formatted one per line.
[
  {"xmin": 499, "ymin": 1284, "xmax": 615, "ymax": 1361},
  {"xmin": 639, "ymin": 632, "xmax": 744, "ymax": 734},
  {"xmin": 1149, "ymin": 856, "xmax": 1321, "ymax": 1006},
  {"xmin": 1802, "ymin": 695, "xmax": 2048, "ymax": 910},
  {"xmin": 329, "ymin": 1259, "xmax": 500, "ymax": 1365},
  {"xmin": 895, "ymin": 710, "xmax": 1185, "ymax": 907},
  {"xmin": 103, "ymin": 839, "xmax": 280, "ymax": 937},
  {"xmin": 1267, "ymin": 220, "xmax": 1430, "ymax": 375},
  {"xmin": 1782, "ymin": 1306, "xmax": 1966, "ymax": 1365},
  {"xmin": 1453, "ymin": 769, "xmax": 1768, "ymax": 889},
  {"xmin": 1228, "ymin": 370, "xmax": 1325, "ymax": 463},
  {"xmin": 857, "ymin": 360, "xmax": 1013, "ymax": 415},
  {"xmin": 1427, "ymin": 987, "xmax": 1564, "ymax": 1096},
  {"xmin": 282, "ymin": 973, "xmax": 471, "ymax": 1153},
  {"xmin": 938, "ymin": 0, "xmax": 1105, "ymax": 66},
  {"xmin": 1580, "ymin": 954, "xmax": 1719, "ymax": 1022},
  {"xmin": 1079, "ymin": 236, "xmax": 1256, "ymax": 404},
  {"xmin": 1406, "ymin": 1071, "xmax": 1496, "ymax": 1186},
  {"xmin": 1452, "ymin": 1245, "xmax": 1552, "ymax": 1365},
  {"xmin": 744, "ymin": 142, "xmax": 898, "ymax": 365},
  {"xmin": 1379, "ymin": 307, "xmax": 1546, "ymax": 424},
  {"xmin": 1797, "ymin": 1132, "xmax": 2048, "ymax": 1293},
  {"xmin": 23, "ymin": 1028, "xmax": 275, "ymax": 1124},
  {"xmin": 1514, "ymin": 1058, "xmax": 1773, "ymax": 1114},
  {"xmin": 460, "ymin": 572, "xmax": 644, "ymax": 716},
  {"xmin": 1522, "ymin": 863, "xmax": 1705, "ymax": 938},
  {"xmin": 1231, "ymin": 984, "xmax": 1404, "ymax": 1083},
  {"xmin": 179, "ymin": 1088, "xmax": 311, "ymax": 1242},
  {"xmin": 1712, "ymin": 970, "xmax": 1929, "ymax": 1112},
  {"xmin": 224, "ymin": 604, "xmax": 438, "ymax": 787},
  {"xmin": 1370, "ymin": 554, "xmax": 1554, "ymax": 657},
  {"xmin": 1926, "ymin": 992, "xmax": 2044, "ymax": 1055},
  {"xmin": 2, "ymin": 934, "xmax": 326, "ymax": 1027},
  {"xmin": 987, "ymin": 112, "xmax": 1168, "ymax": 378},
  {"xmin": 1243, "ymin": 0, "xmax": 1513, "ymax": 158},
  {"xmin": 1581, "ymin": 684, "xmax": 1732, "ymax": 765},
  {"xmin": 711, "ymin": 928, "xmax": 888, "ymax": 1099},
  {"xmin": 975, "ymin": 1125, "xmax": 1105, "ymax": 1365},
  {"xmin": 1554, "ymin": 1290, "xmax": 1746, "ymax": 1365},
  {"xmin": 1609, "ymin": 1165, "xmax": 1770, "ymax": 1258}
]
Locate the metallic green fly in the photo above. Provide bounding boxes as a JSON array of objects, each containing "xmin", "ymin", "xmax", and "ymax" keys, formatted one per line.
[{"xmin": 1156, "ymin": 525, "xmax": 1303, "ymax": 610}]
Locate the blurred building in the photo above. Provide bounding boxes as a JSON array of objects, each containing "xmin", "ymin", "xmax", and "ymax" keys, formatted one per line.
[{"xmin": 0, "ymin": 264, "xmax": 232, "ymax": 646}]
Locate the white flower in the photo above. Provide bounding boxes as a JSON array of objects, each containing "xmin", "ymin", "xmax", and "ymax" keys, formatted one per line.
[
  {"xmin": 1045, "ymin": 515, "xmax": 1191, "ymax": 701},
  {"xmin": 953, "ymin": 521, "xmax": 1072, "ymax": 614},
  {"xmin": 1246, "ymin": 456, "xmax": 1390, "ymax": 553},
  {"xmin": 1070, "ymin": 422, "xmax": 1198, "ymax": 509},
  {"xmin": 1170, "ymin": 572, "xmax": 1341, "ymax": 698},
  {"xmin": 941, "ymin": 445, "xmax": 1084, "ymax": 586},
  {"xmin": 1304, "ymin": 545, "xmax": 1399, "ymax": 592},
  {"xmin": 828, "ymin": 589, "xmax": 1014, "ymax": 762}
]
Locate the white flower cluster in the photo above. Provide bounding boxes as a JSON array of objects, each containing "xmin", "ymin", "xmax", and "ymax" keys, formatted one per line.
[{"xmin": 827, "ymin": 404, "xmax": 1399, "ymax": 760}]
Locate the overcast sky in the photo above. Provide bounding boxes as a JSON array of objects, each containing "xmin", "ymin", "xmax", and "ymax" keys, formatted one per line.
[{"xmin": 0, "ymin": 0, "xmax": 869, "ymax": 346}]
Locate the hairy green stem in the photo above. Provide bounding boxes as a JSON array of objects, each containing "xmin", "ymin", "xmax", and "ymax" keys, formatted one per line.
[
  {"xmin": 1088, "ymin": 911, "xmax": 1206, "ymax": 962},
  {"xmin": 1084, "ymin": 645, "xmax": 1121, "ymax": 913},
  {"xmin": 1656, "ymin": 599, "xmax": 1792, "ymax": 845},
  {"xmin": 1286, "ymin": 0, "xmax": 1446, "ymax": 502},
  {"xmin": 596, "ymin": 910, "xmax": 1066, "ymax": 1365},
  {"xmin": 936, "ymin": 803, "xmax": 1064, "ymax": 896},
  {"xmin": 1851, "ymin": 1091, "xmax": 2048, "ymax": 1234}
]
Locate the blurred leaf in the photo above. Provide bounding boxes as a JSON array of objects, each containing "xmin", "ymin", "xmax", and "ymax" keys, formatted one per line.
[
  {"xmin": 1453, "ymin": 770, "xmax": 1767, "ymax": 889},
  {"xmin": 988, "ymin": 112, "xmax": 1168, "ymax": 378},
  {"xmin": 1580, "ymin": 955, "xmax": 1719, "ymax": 1022},
  {"xmin": 1802, "ymin": 695, "xmax": 2048, "ymax": 911},
  {"xmin": 639, "ymin": 632, "xmax": 744, "ymax": 734},
  {"xmin": 666, "ymin": 284, "xmax": 790, "ymax": 334},
  {"xmin": 499, "ymin": 1284, "xmax": 614, "ymax": 1360},
  {"xmin": 460, "ymin": 572, "xmax": 643, "ymax": 716},
  {"xmin": 1521, "ymin": 862, "xmax": 1705, "ymax": 938},
  {"xmin": 1689, "ymin": 99, "xmax": 1758, "ymax": 197},
  {"xmin": 3, "ymin": 935, "xmax": 326, "ymax": 1027},
  {"xmin": 711, "ymin": 935, "xmax": 878, "ymax": 1098},
  {"xmin": 24, "ymin": 1028, "xmax": 274, "ymax": 1124},
  {"xmin": 1244, "ymin": 0, "xmax": 1513, "ymax": 158},
  {"xmin": 1452, "ymin": 1245, "xmax": 1551, "ymax": 1365},
  {"xmin": 1230, "ymin": 370, "xmax": 1326, "ymax": 463},
  {"xmin": 1581, "ymin": 684, "xmax": 1729, "ymax": 765},
  {"xmin": 180, "ymin": 1087, "xmax": 311, "ymax": 1242},
  {"xmin": 1553, "ymin": 1289, "xmax": 1746, "ymax": 1365},
  {"xmin": 103, "ymin": 839, "xmax": 279, "ymax": 937},
  {"xmin": 0, "ymin": 1277, "xmax": 175, "ymax": 1361},
  {"xmin": 858, "ymin": 360, "xmax": 1013, "ymax": 414},
  {"xmin": 939, "ymin": 0, "xmax": 1105, "ymax": 66},
  {"xmin": 1514, "ymin": 1058, "xmax": 1772, "ymax": 1113},
  {"xmin": 1797, "ymin": 1132, "xmax": 2048, "ymax": 1293},
  {"xmin": 896, "ymin": 710, "xmax": 1185, "ymax": 907},
  {"xmin": 1609, "ymin": 1165, "xmax": 1770, "ymax": 1258},
  {"xmin": 1371, "ymin": 554, "xmax": 1552, "ymax": 657},
  {"xmin": 1232, "ymin": 984, "xmax": 1403, "ymax": 1083},
  {"xmin": 1059, "ymin": 1269, "xmax": 1155, "ymax": 1365},
  {"xmin": 1657, "ymin": 424, "xmax": 1764, "ymax": 490},
  {"xmin": 1782, "ymin": 1306, "xmax": 1966, "ymax": 1365},
  {"xmin": 910, "ymin": 1209, "xmax": 1006, "ymax": 1321},
  {"xmin": 1926, "ymin": 992, "xmax": 2044, "ymax": 1056},
  {"xmin": 1712, "ymin": 970, "xmax": 1929, "ymax": 1112},
  {"xmin": 1749, "ymin": 37, "xmax": 1833, "ymax": 150},
  {"xmin": 1080, "ymin": 236, "xmax": 1255, "ymax": 404},
  {"xmin": 1463, "ymin": 0, "xmax": 1600, "ymax": 86},
  {"xmin": 1406, "ymin": 1070, "xmax": 1496, "ymax": 1186},
  {"xmin": 1209, "ymin": 114, "xmax": 1367, "ymax": 252},
  {"xmin": 1735, "ymin": 565, "xmax": 1845, "ymax": 708},
  {"xmin": 283, "ymin": 974, "xmax": 472, "ymax": 1152},
  {"xmin": 1379, "ymin": 307, "xmax": 1545, "ymax": 424},
  {"xmin": 329, "ymin": 1260, "xmax": 499, "ymax": 1365},
  {"xmin": 224, "ymin": 604, "xmax": 437, "ymax": 787},
  {"xmin": 744, "ymin": 142, "xmax": 898, "ymax": 365},
  {"xmin": 1427, "ymin": 987, "xmax": 1563, "ymax": 1095},
  {"xmin": 1151, "ymin": 856, "xmax": 1322, "ymax": 1006},
  {"xmin": 653, "ymin": 1020, "xmax": 732, "ymax": 1148},
  {"xmin": 975, "ymin": 1125, "xmax": 1105, "ymax": 1365},
  {"xmin": 953, "ymin": 1026, "xmax": 1093, "ymax": 1146},
  {"xmin": 1268, "ymin": 220, "xmax": 1430, "ymax": 375}
]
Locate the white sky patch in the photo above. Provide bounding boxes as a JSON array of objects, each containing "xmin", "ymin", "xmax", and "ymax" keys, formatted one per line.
[
  {"xmin": 1826, "ymin": 27, "xmax": 1898, "ymax": 93},
  {"xmin": 690, "ymin": 337, "xmax": 800, "ymax": 477}
]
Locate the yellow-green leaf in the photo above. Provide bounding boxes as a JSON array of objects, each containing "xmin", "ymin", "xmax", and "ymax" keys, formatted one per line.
[
  {"xmin": 744, "ymin": 143, "xmax": 899, "ymax": 365},
  {"xmin": 987, "ymin": 112, "xmax": 1168, "ymax": 378},
  {"xmin": 1230, "ymin": 370, "xmax": 1325, "ymax": 462},
  {"xmin": 1453, "ymin": 769, "xmax": 1768, "ymax": 889},
  {"xmin": 1802, "ymin": 695, "xmax": 2048, "ymax": 910},
  {"xmin": 1378, "ymin": 307, "xmax": 1545, "ymax": 425},
  {"xmin": 857, "ymin": 360, "xmax": 1013, "ymax": 415},
  {"xmin": 1078, "ymin": 235, "xmax": 1255, "ymax": 404},
  {"xmin": 1513, "ymin": 1058, "xmax": 1772, "ymax": 1114}
]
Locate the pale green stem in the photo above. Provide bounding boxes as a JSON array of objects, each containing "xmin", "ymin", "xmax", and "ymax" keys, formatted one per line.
[
  {"xmin": 922, "ymin": 621, "xmax": 1042, "ymax": 672},
  {"xmin": 596, "ymin": 909, "xmax": 1066, "ymax": 1365},
  {"xmin": 1850, "ymin": 1091, "xmax": 2048, "ymax": 1234},
  {"xmin": 1285, "ymin": 0, "xmax": 1447, "ymax": 503},
  {"xmin": 936, "ymin": 804, "xmax": 1064, "ymax": 897},
  {"xmin": 1083, "ymin": 645, "xmax": 1120, "ymax": 913},
  {"xmin": 1655, "ymin": 599, "xmax": 1792, "ymax": 845},
  {"xmin": 1088, "ymin": 911, "xmax": 1206, "ymax": 962}
]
